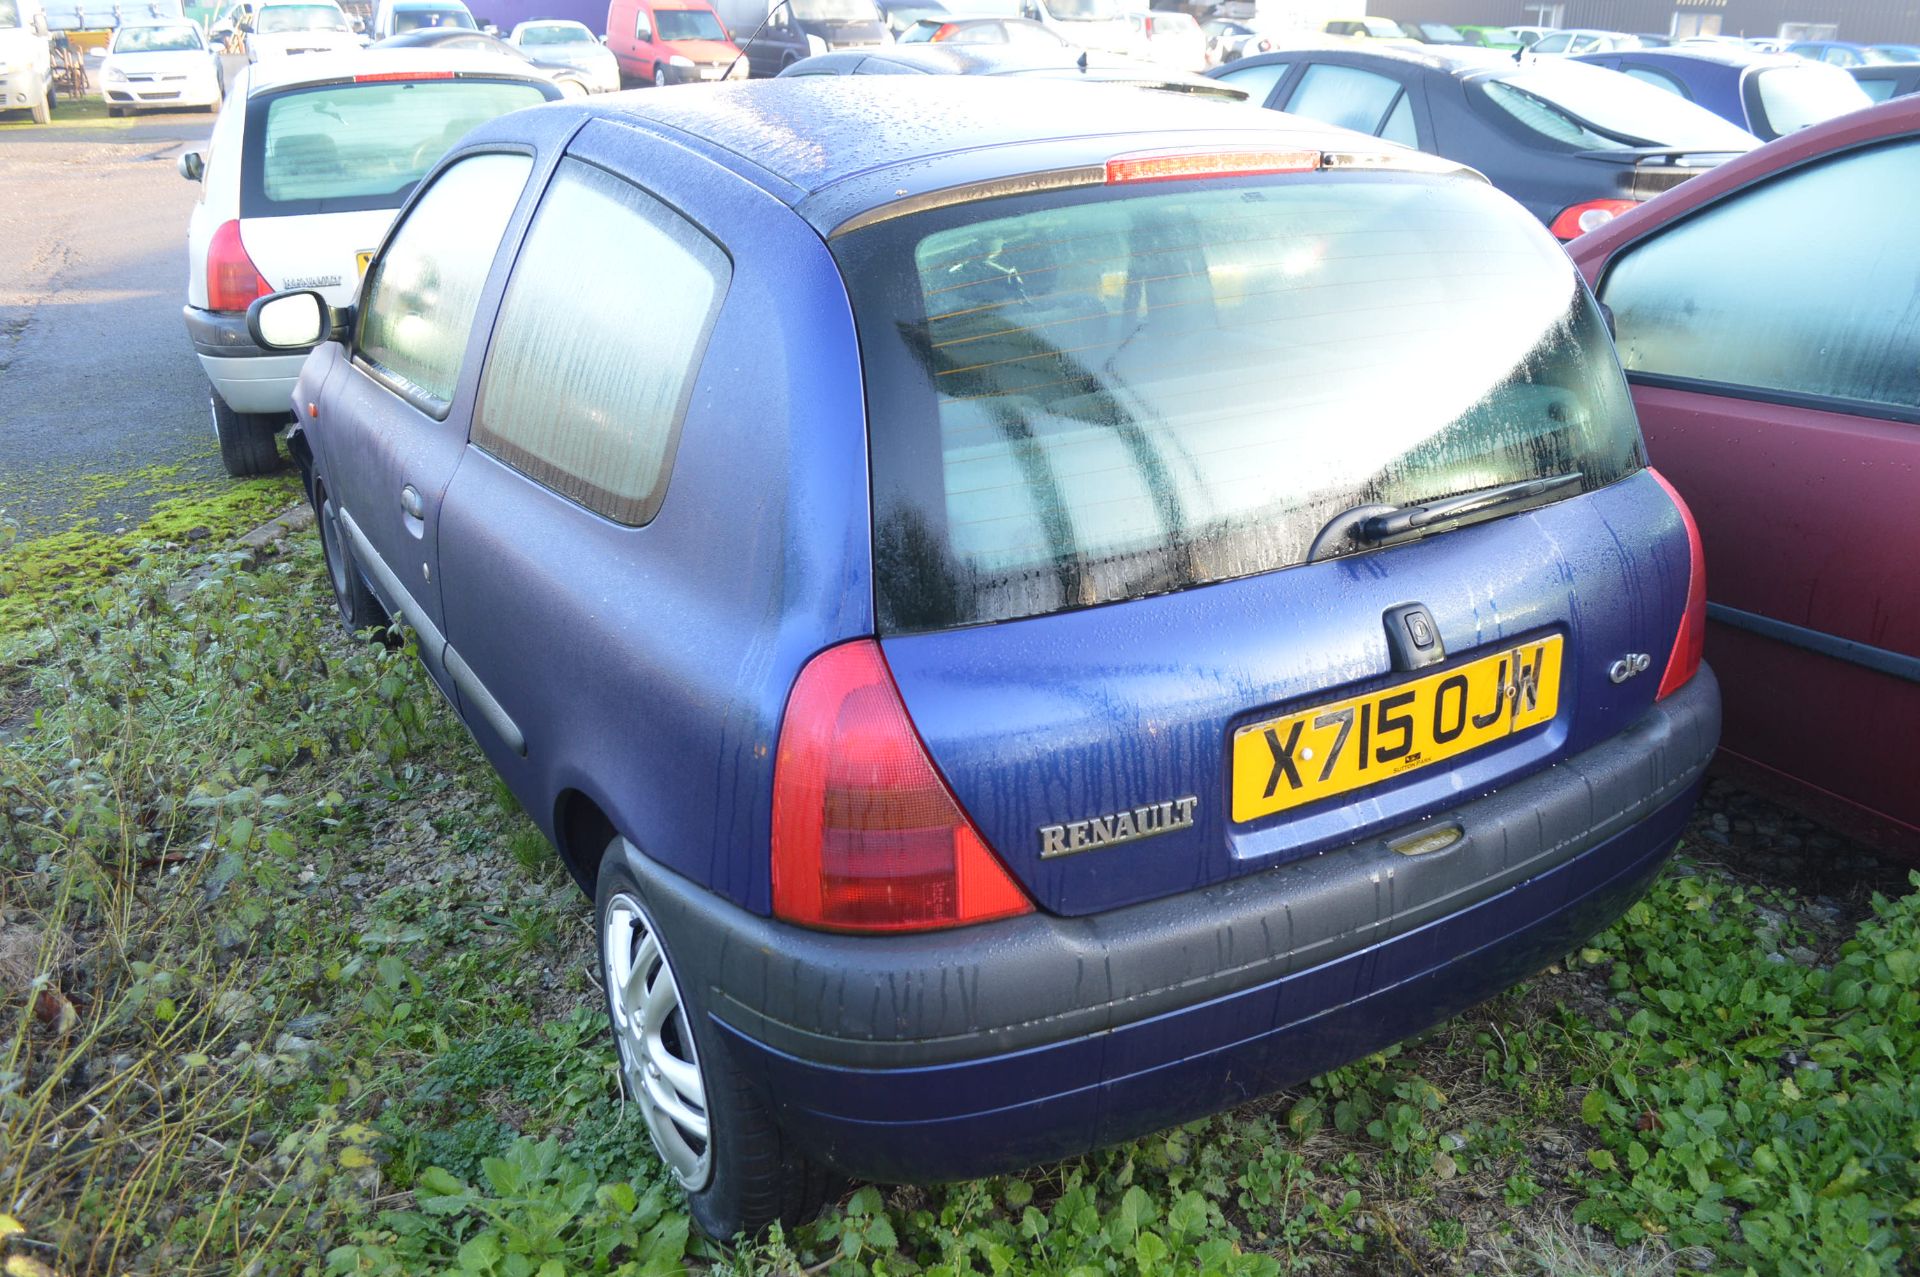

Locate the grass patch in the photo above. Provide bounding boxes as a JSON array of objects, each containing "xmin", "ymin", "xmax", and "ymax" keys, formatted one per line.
[
  {"xmin": 0, "ymin": 491, "xmax": 1914, "ymax": 1275},
  {"xmin": 0, "ymin": 94, "xmax": 159, "ymax": 130}
]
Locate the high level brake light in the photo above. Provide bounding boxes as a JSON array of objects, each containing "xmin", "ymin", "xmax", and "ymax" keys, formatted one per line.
[
  {"xmin": 1105, "ymin": 148, "xmax": 1322, "ymax": 185},
  {"xmin": 353, "ymin": 70, "xmax": 456, "ymax": 81},
  {"xmin": 1648, "ymin": 468, "xmax": 1705, "ymax": 700},
  {"xmin": 1549, "ymin": 198, "xmax": 1639, "ymax": 240},
  {"xmin": 206, "ymin": 220, "xmax": 272, "ymax": 313},
  {"xmin": 771, "ymin": 640, "xmax": 1034, "ymax": 933}
]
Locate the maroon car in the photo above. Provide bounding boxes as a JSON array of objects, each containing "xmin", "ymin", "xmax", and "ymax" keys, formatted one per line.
[{"xmin": 1571, "ymin": 97, "xmax": 1920, "ymax": 860}]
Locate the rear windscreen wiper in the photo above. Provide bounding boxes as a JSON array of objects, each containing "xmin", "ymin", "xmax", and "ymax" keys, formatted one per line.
[{"xmin": 1359, "ymin": 472, "xmax": 1584, "ymax": 543}]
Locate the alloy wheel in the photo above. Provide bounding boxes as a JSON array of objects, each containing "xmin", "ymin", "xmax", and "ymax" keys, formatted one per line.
[{"xmin": 603, "ymin": 891, "xmax": 712, "ymax": 1189}]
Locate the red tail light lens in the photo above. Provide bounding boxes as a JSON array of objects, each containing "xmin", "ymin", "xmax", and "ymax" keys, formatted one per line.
[
  {"xmin": 207, "ymin": 220, "xmax": 272, "ymax": 313},
  {"xmin": 1549, "ymin": 198, "xmax": 1639, "ymax": 240},
  {"xmin": 771, "ymin": 640, "xmax": 1034, "ymax": 933},
  {"xmin": 931, "ymin": 21, "xmax": 957, "ymax": 39},
  {"xmin": 1649, "ymin": 468, "xmax": 1705, "ymax": 700}
]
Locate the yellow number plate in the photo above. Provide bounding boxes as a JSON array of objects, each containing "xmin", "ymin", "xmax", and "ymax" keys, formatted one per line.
[
  {"xmin": 356, "ymin": 250, "xmax": 374, "ymax": 277},
  {"xmin": 1231, "ymin": 635, "xmax": 1563, "ymax": 822}
]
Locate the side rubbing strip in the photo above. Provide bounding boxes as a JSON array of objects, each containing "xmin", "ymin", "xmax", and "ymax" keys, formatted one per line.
[
  {"xmin": 1707, "ymin": 602, "xmax": 1920, "ymax": 687},
  {"xmin": 336, "ymin": 507, "xmax": 528, "ymax": 756}
]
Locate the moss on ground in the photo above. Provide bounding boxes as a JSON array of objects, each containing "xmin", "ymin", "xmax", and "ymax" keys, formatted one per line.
[{"xmin": 0, "ymin": 471, "xmax": 300, "ymax": 637}]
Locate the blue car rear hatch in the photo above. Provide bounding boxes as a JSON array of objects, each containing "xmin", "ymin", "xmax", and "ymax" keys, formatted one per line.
[{"xmin": 832, "ymin": 153, "xmax": 1696, "ymax": 916}]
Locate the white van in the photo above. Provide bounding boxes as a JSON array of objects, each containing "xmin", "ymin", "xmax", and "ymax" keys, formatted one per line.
[
  {"xmin": 0, "ymin": 0, "xmax": 55, "ymax": 123},
  {"xmin": 1012, "ymin": 0, "xmax": 1143, "ymax": 58},
  {"xmin": 369, "ymin": 0, "xmax": 476, "ymax": 40}
]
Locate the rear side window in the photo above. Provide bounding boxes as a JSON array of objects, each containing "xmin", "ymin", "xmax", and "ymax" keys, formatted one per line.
[
  {"xmin": 1284, "ymin": 64, "xmax": 1404, "ymax": 134},
  {"xmin": 473, "ymin": 160, "xmax": 730, "ymax": 526},
  {"xmin": 838, "ymin": 174, "xmax": 1643, "ymax": 633},
  {"xmin": 241, "ymin": 78, "xmax": 550, "ymax": 217},
  {"xmin": 1213, "ymin": 60, "xmax": 1290, "ymax": 105},
  {"xmin": 1599, "ymin": 138, "xmax": 1920, "ymax": 418},
  {"xmin": 1748, "ymin": 65, "xmax": 1872, "ymax": 136},
  {"xmin": 357, "ymin": 152, "xmax": 531, "ymax": 412}
]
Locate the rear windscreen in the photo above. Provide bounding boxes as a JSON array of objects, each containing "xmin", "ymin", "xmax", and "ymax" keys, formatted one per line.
[
  {"xmin": 240, "ymin": 78, "xmax": 549, "ymax": 217},
  {"xmin": 837, "ymin": 173, "xmax": 1644, "ymax": 633}
]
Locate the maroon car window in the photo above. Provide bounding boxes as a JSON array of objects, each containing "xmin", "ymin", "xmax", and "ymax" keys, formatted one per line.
[{"xmin": 1599, "ymin": 138, "xmax": 1920, "ymax": 419}]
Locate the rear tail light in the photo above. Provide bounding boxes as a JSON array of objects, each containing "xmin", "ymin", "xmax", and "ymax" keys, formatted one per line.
[
  {"xmin": 353, "ymin": 70, "xmax": 455, "ymax": 81},
  {"xmin": 206, "ymin": 220, "xmax": 272, "ymax": 313},
  {"xmin": 931, "ymin": 21, "xmax": 957, "ymax": 39},
  {"xmin": 1106, "ymin": 147, "xmax": 1321, "ymax": 184},
  {"xmin": 1648, "ymin": 468, "xmax": 1705, "ymax": 700},
  {"xmin": 1549, "ymin": 198, "xmax": 1639, "ymax": 240},
  {"xmin": 771, "ymin": 639, "xmax": 1034, "ymax": 933}
]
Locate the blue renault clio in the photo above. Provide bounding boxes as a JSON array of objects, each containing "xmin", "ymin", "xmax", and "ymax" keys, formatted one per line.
[{"xmin": 249, "ymin": 77, "xmax": 1719, "ymax": 1238}]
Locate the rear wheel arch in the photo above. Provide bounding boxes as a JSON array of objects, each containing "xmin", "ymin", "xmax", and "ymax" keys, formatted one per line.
[{"xmin": 554, "ymin": 788, "xmax": 619, "ymax": 894}]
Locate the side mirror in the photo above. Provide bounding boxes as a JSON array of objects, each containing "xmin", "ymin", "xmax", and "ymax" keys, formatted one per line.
[
  {"xmin": 177, "ymin": 151, "xmax": 205, "ymax": 181},
  {"xmin": 30, "ymin": 12, "xmax": 49, "ymax": 34},
  {"xmin": 247, "ymin": 290, "xmax": 345, "ymax": 351},
  {"xmin": 1598, "ymin": 301, "xmax": 1616, "ymax": 339}
]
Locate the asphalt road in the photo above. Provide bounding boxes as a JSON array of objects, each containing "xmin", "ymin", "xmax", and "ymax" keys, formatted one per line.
[{"xmin": 0, "ymin": 101, "xmax": 230, "ymax": 537}]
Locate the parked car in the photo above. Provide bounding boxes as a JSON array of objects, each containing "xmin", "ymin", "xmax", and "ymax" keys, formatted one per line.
[
  {"xmin": 709, "ymin": 0, "xmax": 890, "ymax": 77},
  {"xmin": 1574, "ymin": 45, "xmax": 1871, "ymax": 140},
  {"xmin": 1529, "ymin": 29, "xmax": 1640, "ymax": 55},
  {"xmin": 178, "ymin": 51, "xmax": 559, "ymax": 475},
  {"xmin": 780, "ymin": 39, "xmax": 1236, "ymax": 94},
  {"xmin": 370, "ymin": 0, "xmax": 476, "ymax": 38},
  {"xmin": 1851, "ymin": 61, "xmax": 1920, "ymax": 102},
  {"xmin": 1506, "ymin": 24, "xmax": 1552, "ymax": 47},
  {"xmin": 372, "ymin": 27, "xmax": 597, "ymax": 93},
  {"xmin": 605, "ymin": 0, "xmax": 744, "ymax": 85},
  {"xmin": 1570, "ymin": 95, "xmax": 1920, "ymax": 860},
  {"xmin": 1006, "ymin": 0, "xmax": 1142, "ymax": 57},
  {"xmin": 98, "ymin": 18, "xmax": 221, "ymax": 113},
  {"xmin": 1211, "ymin": 45, "xmax": 1758, "ymax": 237},
  {"xmin": 0, "ymin": 0, "xmax": 56, "ymax": 123},
  {"xmin": 1199, "ymin": 14, "xmax": 1278, "ymax": 65},
  {"xmin": 1396, "ymin": 21, "xmax": 1476, "ymax": 46},
  {"xmin": 1786, "ymin": 39, "xmax": 1880, "ymax": 68},
  {"xmin": 1870, "ymin": 43, "xmax": 1920, "ymax": 61},
  {"xmin": 1456, "ymin": 24, "xmax": 1521, "ymax": 50},
  {"xmin": 509, "ymin": 19, "xmax": 621, "ymax": 93},
  {"xmin": 244, "ymin": 0, "xmax": 362, "ymax": 61},
  {"xmin": 896, "ymin": 16, "xmax": 1066, "ymax": 47},
  {"xmin": 1631, "ymin": 32, "xmax": 1671, "ymax": 47},
  {"xmin": 1323, "ymin": 16, "xmax": 1408, "ymax": 40},
  {"xmin": 874, "ymin": 0, "xmax": 946, "ymax": 36},
  {"xmin": 1122, "ymin": 7, "xmax": 1202, "ymax": 72},
  {"xmin": 249, "ymin": 73, "xmax": 1717, "ymax": 1239}
]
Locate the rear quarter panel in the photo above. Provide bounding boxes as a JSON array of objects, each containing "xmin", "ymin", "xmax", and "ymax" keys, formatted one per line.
[{"xmin": 432, "ymin": 117, "xmax": 874, "ymax": 912}]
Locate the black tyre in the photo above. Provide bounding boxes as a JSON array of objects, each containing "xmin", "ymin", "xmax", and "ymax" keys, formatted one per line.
[
  {"xmin": 595, "ymin": 846, "xmax": 839, "ymax": 1240},
  {"xmin": 314, "ymin": 479, "xmax": 389, "ymax": 638},
  {"xmin": 29, "ymin": 81, "xmax": 50, "ymax": 125},
  {"xmin": 653, "ymin": 65, "xmax": 667, "ymax": 87},
  {"xmin": 107, "ymin": 106, "xmax": 123, "ymax": 118},
  {"xmin": 209, "ymin": 387, "xmax": 285, "ymax": 477}
]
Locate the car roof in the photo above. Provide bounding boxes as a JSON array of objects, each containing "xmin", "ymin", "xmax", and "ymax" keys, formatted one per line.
[
  {"xmin": 551, "ymin": 77, "xmax": 1462, "ymax": 235},
  {"xmin": 114, "ymin": 17, "xmax": 201, "ymax": 26},
  {"xmin": 244, "ymin": 47, "xmax": 549, "ymax": 93},
  {"xmin": 1229, "ymin": 43, "xmax": 1504, "ymax": 76},
  {"xmin": 1604, "ymin": 45, "xmax": 1793, "ymax": 69}
]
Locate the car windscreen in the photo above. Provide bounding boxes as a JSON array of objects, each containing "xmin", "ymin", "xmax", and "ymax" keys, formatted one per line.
[
  {"xmin": 518, "ymin": 22, "xmax": 591, "ymax": 43},
  {"xmin": 114, "ymin": 24, "xmax": 204, "ymax": 50},
  {"xmin": 1412, "ymin": 22, "xmax": 1465, "ymax": 41},
  {"xmin": 0, "ymin": 0, "xmax": 18, "ymax": 28},
  {"xmin": 255, "ymin": 4, "xmax": 349, "ymax": 31},
  {"xmin": 1479, "ymin": 61, "xmax": 1758, "ymax": 151},
  {"xmin": 240, "ymin": 78, "xmax": 549, "ymax": 217},
  {"xmin": 1751, "ymin": 64, "xmax": 1872, "ymax": 135},
  {"xmin": 656, "ymin": 8, "xmax": 725, "ymax": 40},
  {"xmin": 393, "ymin": 6, "xmax": 475, "ymax": 28},
  {"xmin": 836, "ymin": 173, "xmax": 1644, "ymax": 633}
]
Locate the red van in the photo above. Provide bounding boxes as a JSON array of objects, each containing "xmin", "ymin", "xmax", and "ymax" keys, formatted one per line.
[{"xmin": 605, "ymin": 0, "xmax": 745, "ymax": 84}]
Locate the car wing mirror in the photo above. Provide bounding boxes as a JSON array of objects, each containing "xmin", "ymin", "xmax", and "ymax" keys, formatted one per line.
[
  {"xmin": 1598, "ymin": 301, "xmax": 1616, "ymax": 339},
  {"xmin": 247, "ymin": 291, "xmax": 351, "ymax": 352},
  {"xmin": 178, "ymin": 151, "xmax": 205, "ymax": 181},
  {"xmin": 30, "ymin": 12, "xmax": 49, "ymax": 34}
]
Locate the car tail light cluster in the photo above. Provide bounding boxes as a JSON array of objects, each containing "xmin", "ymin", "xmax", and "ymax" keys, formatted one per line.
[
  {"xmin": 1648, "ymin": 468, "xmax": 1705, "ymax": 700},
  {"xmin": 206, "ymin": 220, "xmax": 272, "ymax": 313},
  {"xmin": 1549, "ymin": 198, "xmax": 1639, "ymax": 240},
  {"xmin": 771, "ymin": 639, "xmax": 1034, "ymax": 933}
]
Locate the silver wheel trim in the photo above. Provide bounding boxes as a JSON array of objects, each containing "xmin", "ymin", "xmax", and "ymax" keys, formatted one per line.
[{"xmin": 603, "ymin": 890, "xmax": 712, "ymax": 1190}]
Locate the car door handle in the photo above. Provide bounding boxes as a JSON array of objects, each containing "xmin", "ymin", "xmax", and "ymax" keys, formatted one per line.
[{"xmin": 400, "ymin": 484, "xmax": 424, "ymax": 520}]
